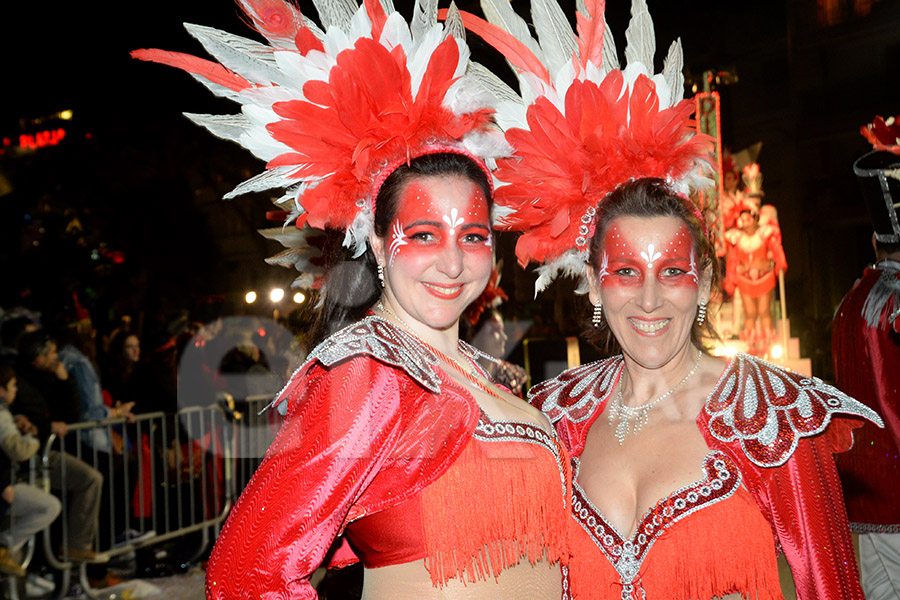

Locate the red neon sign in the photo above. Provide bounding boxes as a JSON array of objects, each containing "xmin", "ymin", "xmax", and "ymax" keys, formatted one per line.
[{"xmin": 18, "ymin": 128, "xmax": 66, "ymax": 150}]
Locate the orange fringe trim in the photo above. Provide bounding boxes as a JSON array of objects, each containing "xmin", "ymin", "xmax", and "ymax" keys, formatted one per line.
[{"xmin": 420, "ymin": 435, "xmax": 571, "ymax": 586}]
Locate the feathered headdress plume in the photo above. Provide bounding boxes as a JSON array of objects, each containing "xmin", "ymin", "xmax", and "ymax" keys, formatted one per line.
[
  {"xmin": 861, "ymin": 115, "xmax": 900, "ymax": 155},
  {"xmin": 133, "ymin": 0, "xmax": 512, "ymax": 259},
  {"xmin": 447, "ymin": 0, "xmax": 713, "ymax": 293}
]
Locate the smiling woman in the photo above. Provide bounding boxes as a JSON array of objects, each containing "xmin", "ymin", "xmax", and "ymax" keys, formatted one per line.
[{"xmin": 136, "ymin": 0, "xmax": 575, "ymax": 597}]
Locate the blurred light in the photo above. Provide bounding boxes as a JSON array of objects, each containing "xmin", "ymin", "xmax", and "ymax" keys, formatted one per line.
[
  {"xmin": 770, "ymin": 344, "xmax": 784, "ymax": 359},
  {"xmin": 257, "ymin": 327, "xmax": 266, "ymax": 337},
  {"xmin": 59, "ymin": 110, "xmax": 74, "ymax": 120},
  {"xmin": 245, "ymin": 291, "xmax": 257, "ymax": 304},
  {"xmin": 91, "ymin": 249, "xmax": 100, "ymax": 261},
  {"xmin": 293, "ymin": 292, "xmax": 306, "ymax": 304},
  {"xmin": 270, "ymin": 288, "xmax": 285, "ymax": 302}
]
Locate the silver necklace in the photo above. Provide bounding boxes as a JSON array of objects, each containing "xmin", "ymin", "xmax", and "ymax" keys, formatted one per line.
[
  {"xmin": 608, "ymin": 350, "xmax": 703, "ymax": 445},
  {"xmin": 375, "ymin": 301, "xmax": 478, "ymax": 377}
]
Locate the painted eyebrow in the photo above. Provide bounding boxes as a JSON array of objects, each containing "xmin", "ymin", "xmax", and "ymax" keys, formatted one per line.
[
  {"xmin": 402, "ymin": 220, "xmax": 442, "ymax": 232},
  {"xmin": 460, "ymin": 222, "xmax": 490, "ymax": 231}
]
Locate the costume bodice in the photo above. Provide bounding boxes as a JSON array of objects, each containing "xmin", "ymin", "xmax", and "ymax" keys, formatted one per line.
[
  {"xmin": 568, "ymin": 451, "xmax": 782, "ymax": 599},
  {"xmin": 345, "ymin": 409, "xmax": 571, "ymax": 585},
  {"xmin": 531, "ymin": 353, "xmax": 879, "ymax": 600}
]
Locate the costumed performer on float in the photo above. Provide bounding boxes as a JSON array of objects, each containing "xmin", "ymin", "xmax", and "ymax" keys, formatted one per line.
[
  {"xmin": 833, "ymin": 114, "xmax": 900, "ymax": 600},
  {"xmin": 134, "ymin": 0, "xmax": 572, "ymax": 598},
  {"xmin": 453, "ymin": 0, "xmax": 881, "ymax": 597},
  {"xmin": 724, "ymin": 164, "xmax": 787, "ymax": 355}
]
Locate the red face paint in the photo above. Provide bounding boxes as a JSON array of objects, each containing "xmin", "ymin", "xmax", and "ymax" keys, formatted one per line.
[
  {"xmin": 380, "ymin": 175, "xmax": 493, "ymax": 332},
  {"xmin": 588, "ymin": 216, "xmax": 704, "ymax": 370},
  {"xmin": 598, "ymin": 221, "xmax": 698, "ymax": 289}
]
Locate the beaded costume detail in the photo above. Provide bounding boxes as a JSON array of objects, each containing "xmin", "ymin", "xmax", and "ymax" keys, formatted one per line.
[
  {"xmin": 272, "ymin": 315, "xmax": 483, "ymax": 413},
  {"xmin": 705, "ymin": 354, "xmax": 882, "ymax": 466},
  {"xmin": 571, "ymin": 452, "xmax": 741, "ymax": 599}
]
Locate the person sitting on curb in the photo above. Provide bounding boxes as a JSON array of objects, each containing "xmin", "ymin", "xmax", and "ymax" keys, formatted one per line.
[
  {"xmin": 0, "ymin": 363, "xmax": 61, "ymax": 577},
  {"xmin": 12, "ymin": 331, "xmax": 106, "ymax": 563}
]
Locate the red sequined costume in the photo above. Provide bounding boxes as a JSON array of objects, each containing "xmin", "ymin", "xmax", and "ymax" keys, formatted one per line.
[
  {"xmin": 833, "ymin": 259, "xmax": 900, "ymax": 532},
  {"xmin": 205, "ymin": 316, "xmax": 571, "ymax": 599},
  {"xmin": 530, "ymin": 353, "xmax": 882, "ymax": 600},
  {"xmin": 724, "ymin": 222, "xmax": 788, "ymax": 298}
]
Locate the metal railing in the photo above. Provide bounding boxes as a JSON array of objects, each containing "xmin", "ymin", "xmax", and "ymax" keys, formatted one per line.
[{"xmin": 1, "ymin": 394, "xmax": 286, "ymax": 598}]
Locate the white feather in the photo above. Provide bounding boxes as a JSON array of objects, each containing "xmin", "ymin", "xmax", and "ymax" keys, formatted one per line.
[
  {"xmin": 187, "ymin": 74, "xmax": 245, "ymax": 102},
  {"xmin": 311, "ymin": 0, "xmax": 358, "ymax": 33},
  {"xmin": 408, "ymin": 25, "xmax": 445, "ymax": 97},
  {"xmin": 533, "ymin": 250, "xmax": 589, "ymax": 296},
  {"xmin": 462, "ymin": 129, "xmax": 513, "ymax": 160},
  {"xmin": 183, "ymin": 113, "xmax": 250, "ymax": 144},
  {"xmin": 661, "ymin": 38, "xmax": 684, "ymax": 107},
  {"xmin": 380, "ymin": 0, "xmax": 396, "ymax": 18},
  {"xmin": 224, "ymin": 166, "xmax": 294, "ymax": 199},
  {"xmin": 480, "ymin": 0, "xmax": 545, "ymax": 64},
  {"xmin": 411, "ymin": 0, "xmax": 438, "ymax": 40},
  {"xmin": 322, "ymin": 21, "xmax": 353, "ymax": 56},
  {"xmin": 600, "ymin": 16, "xmax": 618, "ymax": 75},
  {"xmin": 344, "ymin": 209, "xmax": 374, "ymax": 257},
  {"xmin": 532, "ymin": 0, "xmax": 578, "ymax": 75},
  {"xmin": 624, "ymin": 0, "xmax": 655, "ymax": 71},
  {"xmin": 380, "ymin": 11, "xmax": 412, "ymax": 51},
  {"xmin": 467, "ymin": 62, "xmax": 523, "ymax": 108},
  {"xmin": 184, "ymin": 23, "xmax": 284, "ymax": 86},
  {"xmin": 442, "ymin": 2, "xmax": 466, "ymax": 43}
]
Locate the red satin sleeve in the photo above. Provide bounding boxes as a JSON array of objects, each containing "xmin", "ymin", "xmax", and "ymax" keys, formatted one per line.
[
  {"xmin": 205, "ymin": 357, "xmax": 405, "ymax": 599},
  {"xmin": 750, "ymin": 432, "xmax": 863, "ymax": 600}
]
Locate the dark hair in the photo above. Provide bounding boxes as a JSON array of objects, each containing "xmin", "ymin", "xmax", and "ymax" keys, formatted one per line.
[
  {"xmin": 17, "ymin": 329, "xmax": 54, "ymax": 364},
  {"xmin": 583, "ymin": 178, "xmax": 721, "ymax": 355},
  {"xmin": 309, "ymin": 152, "xmax": 493, "ymax": 346},
  {"xmin": 0, "ymin": 364, "xmax": 15, "ymax": 390}
]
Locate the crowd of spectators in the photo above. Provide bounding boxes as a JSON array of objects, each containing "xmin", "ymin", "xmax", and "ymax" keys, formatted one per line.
[{"xmin": 0, "ymin": 295, "xmax": 303, "ymax": 591}]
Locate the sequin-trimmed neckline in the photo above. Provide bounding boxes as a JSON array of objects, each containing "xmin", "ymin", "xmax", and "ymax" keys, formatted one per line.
[{"xmin": 571, "ymin": 451, "xmax": 741, "ymax": 595}]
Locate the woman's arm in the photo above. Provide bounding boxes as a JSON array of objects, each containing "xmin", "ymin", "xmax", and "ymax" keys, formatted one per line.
[
  {"xmin": 766, "ymin": 432, "xmax": 863, "ymax": 600},
  {"xmin": 205, "ymin": 357, "xmax": 405, "ymax": 599}
]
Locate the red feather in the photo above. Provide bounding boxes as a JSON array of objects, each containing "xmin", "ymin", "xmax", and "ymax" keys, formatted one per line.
[
  {"xmin": 575, "ymin": 0, "xmax": 605, "ymax": 69},
  {"xmin": 495, "ymin": 69, "xmax": 712, "ymax": 266},
  {"xmin": 440, "ymin": 9, "xmax": 551, "ymax": 84},
  {"xmin": 130, "ymin": 49, "xmax": 251, "ymax": 92}
]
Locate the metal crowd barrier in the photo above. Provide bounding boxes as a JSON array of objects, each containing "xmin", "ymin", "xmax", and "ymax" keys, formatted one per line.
[{"xmin": 0, "ymin": 395, "xmax": 286, "ymax": 599}]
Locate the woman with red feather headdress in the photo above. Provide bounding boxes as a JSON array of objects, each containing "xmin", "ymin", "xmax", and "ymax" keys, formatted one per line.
[
  {"xmin": 136, "ymin": 0, "xmax": 572, "ymax": 597},
  {"xmin": 455, "ymin": 0, "xmax": 880, "ymax": 597}
]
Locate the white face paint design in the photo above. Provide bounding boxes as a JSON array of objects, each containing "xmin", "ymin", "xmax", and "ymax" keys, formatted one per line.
[
  {"xmin": 688, "ymin": 249, "xmax": 699, "ymax": 285},
  {"xmin": 388, "ymin": 219, "xmax": 408, "ymax": 266},
  {"xmin": 442, "ymin": 207, "xmax": 464, "ymax": 236},
  {"xmin": 597, "ymin": 251, "xmax": 611, "ymax": 283},
  {"xmin": 640, "ymin": 243, "xmax": 662, "ymax": 269}
]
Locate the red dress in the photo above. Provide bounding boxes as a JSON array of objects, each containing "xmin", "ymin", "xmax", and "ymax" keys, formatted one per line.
[
  {"xmin": 832, "ymin": 260, "xmax": 900, "ymax": 532},
  {"xmin": 205, "ymin": 316, "xmax": 571, "ymax": 599},
  {"xmin": 530, "ymin": 353, "xmax": 881, "ymax": 600},
  {"xmin": 725, "ymin": 224, "xmax": 787, "ymax": 298}
]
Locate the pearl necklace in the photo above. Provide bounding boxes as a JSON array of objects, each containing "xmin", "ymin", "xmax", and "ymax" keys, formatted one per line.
[
  {"xmin": 375, "ymin": 302, "xmax": 504, "ymax": 400},
  {"xmin": 608, "ymin": 350, "xmax": 703, "ymax": 445}
]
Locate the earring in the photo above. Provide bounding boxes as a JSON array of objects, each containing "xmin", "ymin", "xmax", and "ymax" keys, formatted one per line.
[
  {"xmin": 377, "ymin": 264, "xmax": 385, "ymax": 288},
  {"xmin": 697, "ymin": 302, "xmax": 707, "ymax": 326},
  {"xmin": 592, "ymin": 302, "xmax": 603, "ymax": 326}
]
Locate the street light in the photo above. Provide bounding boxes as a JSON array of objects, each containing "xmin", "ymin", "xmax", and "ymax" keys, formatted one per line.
[
  {"xmin": 270, "ymin": 288, "xmax": 285, "ymax": 302},
  {"xmin": 293, "ymin": 292, "xmax": 306, "ymax": 304},
  {"xmin": 245, "ymin": 291, "xmax": 257, "ymax": 304}
]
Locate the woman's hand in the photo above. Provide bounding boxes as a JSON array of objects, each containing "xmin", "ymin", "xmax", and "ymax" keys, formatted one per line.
[{"xmin": 1, "ymin": 485, "xmax": 14, "ymax": 504}]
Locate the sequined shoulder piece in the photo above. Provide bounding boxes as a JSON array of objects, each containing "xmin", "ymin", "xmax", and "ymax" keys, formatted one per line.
[
  {"xmin": 705, "ymin": 353, "xmax": 883, "ymax": 467},
  {"xmin": 528, "ymin": 357, "xmax": 623, "ymax": 423},
  {"xmin": 268, "ymin": 316, "xmax": 441, "ymax": 414},
  {"xmin": 306, "ymin": 315, "xmax": 442, "ymax": 392}
]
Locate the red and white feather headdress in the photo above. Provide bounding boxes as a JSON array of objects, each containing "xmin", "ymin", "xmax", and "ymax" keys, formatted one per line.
[
  {"xmin": 133, "ymin": 0, "xmax": 512, "ymax": 267},
  {"xmin": 450, "ymin": 0, "xmax": 713, "ymax": 293}
]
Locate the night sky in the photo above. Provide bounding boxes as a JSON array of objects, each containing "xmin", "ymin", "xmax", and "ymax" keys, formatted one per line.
[{"xmin": 2, "ymin": 0, "xmax": 899, "ymax": 374}]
